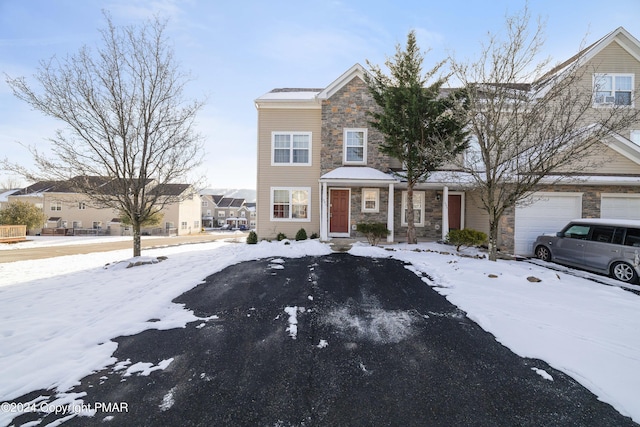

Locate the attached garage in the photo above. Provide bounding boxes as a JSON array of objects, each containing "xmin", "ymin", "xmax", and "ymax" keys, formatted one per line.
[
  {"xmin": 601, "ymin": 194, "xmax": 640, "ymax": 220},
  {"xmin": 514, "ymin": 192, "xmax": 582, "ymax": 255}
]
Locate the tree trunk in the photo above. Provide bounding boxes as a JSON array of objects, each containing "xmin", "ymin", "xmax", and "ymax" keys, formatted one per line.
[
  {"xmin": 406, "ymin": 185, "xmax": 417, "ymax": 244},
  {"xmin": 133, "ymin": 222, "xmax": 142, "ymax": 258},
  {"xmin": 487, "ymin": 217, "xmax": 499, "ymax": 261}
]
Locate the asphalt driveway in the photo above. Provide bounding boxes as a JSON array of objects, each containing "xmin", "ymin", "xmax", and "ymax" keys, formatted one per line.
[{"xmin": 8, "ymin": 254, "xmax": 635, "ymax": 426}]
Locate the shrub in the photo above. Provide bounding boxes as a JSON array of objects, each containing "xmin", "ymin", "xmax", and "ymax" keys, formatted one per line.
[
  {"xmin": 446, "ymin": 228, "xmax": 488, "ymax": 251},
  {"xmin": 246, "ymin": 230, "xmax": 258, "ymax": 244},
  {"xmin": 310, "ymin": 232, "xmax": 319, "ymax": 239},
  {"xmin": 0, "ymin": 200, "xmax": 46, "ymax": 231},
  {"xmin": 356, "ymin": 222, "xmax": 390, "ymax": 246},
  {"xmin": 295, "ymin": 228, "xmax": 308, "ymax": 241},
  {"xmin": 276, "ymin": 232, "xmax": 287, "ymax": 241}
]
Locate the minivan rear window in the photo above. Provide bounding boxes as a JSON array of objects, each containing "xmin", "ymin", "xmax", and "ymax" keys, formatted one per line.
[{"xmin": 624, "ymin": 228, "xmax": 640, "ymax": 247}]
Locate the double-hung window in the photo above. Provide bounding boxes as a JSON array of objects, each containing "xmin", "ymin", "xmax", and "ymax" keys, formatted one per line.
[
  {"xmin": 271, "ymin": 187, "xmax": 311, "ymax": 221},
  {"xmin": 50, "ymin": 201, "xmax": 62, "ymax": 211},
  {"xmin": 344, "ymin": 128, "xmax": 367, "ymax": 164},
  {"xmin": 362, "ymin": 188, "xmax": 379, "ymax": 213},
  {"xmin": 594, "ymin": 74, "xmax": 634, "ymax": 106},
  {"xmin": 401, "ymin": 191, "xmax": 425, "ymax": 227},
  {"xmin": 272, "ymin": 132, "xmax": 311, "ymax": 165}
]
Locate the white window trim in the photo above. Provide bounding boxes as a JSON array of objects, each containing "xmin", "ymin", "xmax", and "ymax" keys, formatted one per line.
[
  {"xmin": 271, "ymin": 131, "xmax": 312, "ymax": 166},
  {"xmin": 270, "ymin": 187, "xmax": 312, "ymax": 222},
  {"xmin": 593, "ymin": 73, "xmax": 635, "ymax": 107},
  {"xmin": 401, "ymin": 191, "xmax": 425, "ymax": 227},
  {"xmin": 343, "ymin": 128, "xmax": 367, "ymax": 165},
  {"xmin": 361, "ymin": 188, "xmax": 380, "ymax": 213}
]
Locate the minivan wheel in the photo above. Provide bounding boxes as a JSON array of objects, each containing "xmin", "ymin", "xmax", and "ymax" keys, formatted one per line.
[
  {"xmin": 610, "ymin": 262, "xmax": 639, "ymax": 284},
  {"xmin": 535, "ymin": 245, "xmax": 551, "ymax": 262}
]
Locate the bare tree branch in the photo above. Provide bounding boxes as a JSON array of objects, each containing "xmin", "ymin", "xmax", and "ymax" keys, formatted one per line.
[
  {"xmin": 450, "ymin": 5, "xmax": 640, "ymax": 261},
  {"xmin": 2, "ymin": 12, "xmax": 205, "ymax": 256}
]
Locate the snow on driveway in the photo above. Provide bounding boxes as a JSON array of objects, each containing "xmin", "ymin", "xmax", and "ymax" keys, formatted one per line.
[{"xmin": 0, "ymin": 237, "xmax": 639, "ymax": 424}]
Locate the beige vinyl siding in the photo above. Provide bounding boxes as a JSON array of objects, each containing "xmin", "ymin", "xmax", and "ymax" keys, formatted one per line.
[
  {"xmin": 256, "ymin": 108, "xmax": 322, "ymax": 239},
  {"xmin": 589, "ymin": 42, "xmax": 640, "ymax": 76},
  {"xmin": 464, "ymin": 190, "xmax": 489, "ymax": 235},
  {"xmin": 557, "ymin": 142, "xmax": 640, "ymax": 174}
]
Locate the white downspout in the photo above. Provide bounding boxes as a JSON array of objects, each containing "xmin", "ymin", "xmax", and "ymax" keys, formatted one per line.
[
  {"xmin": 320, "ymin": 182, "xmax": 328, "ymax": 240},
  {"xmin": 441, "ymin": 186, "xmax": 449, "ymax": 241},
  {"xmin": 387, "ymin": 183, "xmax": 394, "ymax": 243}
]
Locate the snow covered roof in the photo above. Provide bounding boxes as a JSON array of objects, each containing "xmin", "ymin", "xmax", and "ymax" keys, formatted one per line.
[
  {"xmin": 256, "ymin": 88, "xmax": 322, "ymax": 101},
  {"xmin": 0, "ymin": 189, "xmax": 19, "ymax": 202},
  {"xmin": 320, "ymin": 167, "xmax": 398, "ymax": 184}
]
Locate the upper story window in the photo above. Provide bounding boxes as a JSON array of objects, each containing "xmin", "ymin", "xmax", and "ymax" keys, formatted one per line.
[
  {"xmin": 465, "ymin": 134, "xmax": 483, "ymax": 170},
  {"xmin": 594, "ymin": 74, "xmax": 634, "ymax": 107},
  {"xmin": 272, "ymin": 132, "xmax": 311, "ymax": 165},
  {"xmin": 50, "ymin": 201, "xmax": 62, "ymax": 211},
  {"xmin": 78, "ymin": 202, "xmax": 86, "ymax": 210},
  {"xmin": 202, "ymin": 200, "xmax": 208, "ymax": 207},
  {"xmin": 344, "ymin": 128, "xmax": 367, "ymax": 164}
]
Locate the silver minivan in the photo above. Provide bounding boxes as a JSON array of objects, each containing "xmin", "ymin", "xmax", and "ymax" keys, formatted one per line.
[{"xmin": 533, "ymin": 219, "xmax": 640, "ymax": 284}]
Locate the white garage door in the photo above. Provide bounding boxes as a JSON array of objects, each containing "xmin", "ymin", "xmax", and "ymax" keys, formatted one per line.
[
  {"xmin": 601, "ymin": 195, "xmax": 640, "ymax": 220},
  {"xmin": 514, "ymin": 193, "xmax": 582, "ymax": 256}
]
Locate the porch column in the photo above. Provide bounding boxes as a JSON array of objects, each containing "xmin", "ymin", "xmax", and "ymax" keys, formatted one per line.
[
  {"xmin": 441, "ymin": 186, "xmax": 449, "ymax": 241},
  {"xmin": 387, "ymin": 183, "xmax": 394, "ymax": 243},
  {"xmin": 320, "ymin": 182, "xmax": 328, "ymax": 240}
]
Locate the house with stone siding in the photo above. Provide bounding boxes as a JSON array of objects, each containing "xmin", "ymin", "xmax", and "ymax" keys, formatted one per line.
[{"xmin": 255, "ymin": 27, "xmax": 640, "ymax": 255}]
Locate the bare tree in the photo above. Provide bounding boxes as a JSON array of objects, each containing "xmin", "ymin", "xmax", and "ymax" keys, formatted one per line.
[
  {"xmin": 3, "ymin": 13, "xmax": 204, "ymax": 257},
  {"xmin": 449, "ymin": 6, "xmax": 640, "ymax": 261},
  {"xmin": 0, "ymin": 176, "xmax": 24, "ymax": 190}
]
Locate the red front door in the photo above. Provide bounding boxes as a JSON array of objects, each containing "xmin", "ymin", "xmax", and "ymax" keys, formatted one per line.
[
  {"xmin": 448, "ymin": 194, "xmax": 462, "ymax": 230},
  {"xmin": 330, "ymin": 190, "xmax": 349, "ymax": 233}
]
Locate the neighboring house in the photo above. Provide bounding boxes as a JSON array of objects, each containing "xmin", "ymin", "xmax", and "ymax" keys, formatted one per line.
[
  {"xmin": 199, "ymin": 191, "xmax": 255, "ymax": 229},
  {"xmin": 6, "ymin": 178, "xmax": 201, "ymax": 236},
  {"xmin": 255, "ymin": 27, "xmax": 640, "ymax": 255},
  {"xmin": 0, "ymin": 189, "xmax": 20, "ymax": 211}
]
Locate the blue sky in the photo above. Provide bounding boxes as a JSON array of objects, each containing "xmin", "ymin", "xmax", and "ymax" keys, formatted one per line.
[{"xmin": 2, "ymin": 0, "xmax": 640, "ymax": 190}]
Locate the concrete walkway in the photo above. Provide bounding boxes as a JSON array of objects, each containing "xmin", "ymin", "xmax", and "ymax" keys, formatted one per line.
[{"xmin": 0, "ymin": 233, "xmax": 247, "ymax": 263}]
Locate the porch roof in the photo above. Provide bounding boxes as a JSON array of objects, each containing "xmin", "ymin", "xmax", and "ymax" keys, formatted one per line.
[{"xmin": 319, "ymin": 167, "xmax": 398, "ymax": 185}]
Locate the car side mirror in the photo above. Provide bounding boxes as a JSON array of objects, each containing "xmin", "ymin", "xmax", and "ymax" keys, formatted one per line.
[{"xmin": 556, "ymin": 232, "xmax": 563, "ymax": 237}]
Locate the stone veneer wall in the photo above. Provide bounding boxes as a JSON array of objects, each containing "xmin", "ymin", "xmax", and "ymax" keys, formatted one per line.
[
  {"xmin": 393, "ymin": 189, "xmax": 444, "ymax": 241},
  {"xmin": 350, "ymin": 188, "xmax": 390, "ymax": 232},
  {"xmin": 321, "ymin": 76, "xmax": 394, "ymax": 174}
]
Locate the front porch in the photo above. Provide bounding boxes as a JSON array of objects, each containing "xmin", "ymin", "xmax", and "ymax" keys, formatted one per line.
[{"xmin": 318, "ymin": 167, "xmax": 467, "ymax": 243}]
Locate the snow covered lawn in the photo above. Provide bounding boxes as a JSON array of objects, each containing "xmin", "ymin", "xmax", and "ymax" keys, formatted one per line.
[{"xmin": 0, "ymin": 237, "xmax": 639, "ymax": 425}]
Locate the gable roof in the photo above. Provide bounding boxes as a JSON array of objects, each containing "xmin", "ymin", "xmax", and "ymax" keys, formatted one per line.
[
  {"xmin": 216, "ymin": 197, "xmax": 245, "ymax": 208},
  {"xmin": 153, "ymin": 183, "xmax": 191, "ymax": 196},
  {"xmin": 537, "ymin": 27, "xmax": 640, "ymax": 86},
  {"xmin": 317, "ymin": 63, "xmax": 368, "ymax": 100},
  {"xmin": 255, "ymin": 63, "xmax": 368, "ymax": 108}
]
